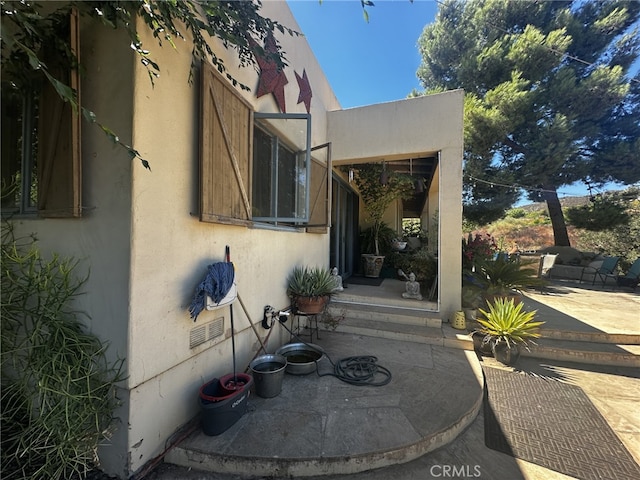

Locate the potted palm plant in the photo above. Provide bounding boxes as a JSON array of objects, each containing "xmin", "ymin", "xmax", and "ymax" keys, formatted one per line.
[
  {"xmin": 475, "ymin": 297, "xmax": 544, "ymax": 366},
  {"xmin": 286, "ymin": 266, "xmax": 336, "ymax": 314},
  {"xmin": 472, "ymin": 256, "xmax": 543, "ymax": 304},
  {"xmin": 348, "ymin": 163, "xmax": 414, "ymax": 277}
]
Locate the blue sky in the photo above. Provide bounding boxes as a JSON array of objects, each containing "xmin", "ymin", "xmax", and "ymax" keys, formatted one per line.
[
  {"xmin": 287, "ymin": 0, "xmax": 634, "ymax": 200},
  {"xmin": 287, "ymin": 0, "xmax": 438, "ymax": 108}
]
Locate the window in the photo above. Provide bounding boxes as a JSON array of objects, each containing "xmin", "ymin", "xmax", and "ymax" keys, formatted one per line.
[
  {"xmin": 199, "ymin": 60, "xmax": 329, "ymax": 230},
  {"xmin": 1, "ymin": 85, "xmax": 39, "ymax": 214},
  {"xmin": 252, "ymin": 113, "xmax": 311, "ymax": 224},
  {"xmin": 0, "ymin": 9, "xmax": 81, "ymax": 218}
]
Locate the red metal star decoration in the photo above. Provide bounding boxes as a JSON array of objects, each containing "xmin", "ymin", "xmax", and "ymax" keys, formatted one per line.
[
  {"xmin": 252, "ymin": 34, "xmax": 288, "ymax": 113},
  {"xmin": 295, "ymin": 69, "xmax": 312, "ymax": 113}
]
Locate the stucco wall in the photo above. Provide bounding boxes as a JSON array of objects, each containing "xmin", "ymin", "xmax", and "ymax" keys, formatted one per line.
[
  {"xmin": 8, "ymin": 21, "xmax": 135, "ymax": 477},
  {"xmin": 124, "ymin": 2, "xmax": 340, "ymax": 474},
  {"xmin": 9, "ymin": 10, "xmax": 134, "ymax": 360},
  {"xmin": 327, "ymin": 92, "xmax": 464, "ymax": 317}
]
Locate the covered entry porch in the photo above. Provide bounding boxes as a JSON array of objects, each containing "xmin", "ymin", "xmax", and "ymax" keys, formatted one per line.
[{"xmin": 326, "ymin": 91, "xmax": 464, "ymax": 320}]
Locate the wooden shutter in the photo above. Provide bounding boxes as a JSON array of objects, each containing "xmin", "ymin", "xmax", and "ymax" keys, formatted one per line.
[
  {"xmin": 200, "ymin": 60, "xmax": 253, "ymax": 225},
  {"xmin": 38, "ymin": 8, "xmax": 81, "ymax": 218},
  {"xmin": 306, "ymin": 143, "xmax": 331, "ymax": 233}
]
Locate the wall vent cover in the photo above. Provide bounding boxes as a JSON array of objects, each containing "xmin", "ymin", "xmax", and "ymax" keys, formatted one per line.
[
  {"xmin": 208, "ymin": 317, "xmax": 224, "ymax": 339},
  {"xmin": 190, "ymin": 317, "xmax": 224, "ymax": 349}
]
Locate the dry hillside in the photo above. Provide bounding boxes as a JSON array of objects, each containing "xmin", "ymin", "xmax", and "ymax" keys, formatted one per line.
[{"xmin": 466, "ymin": 187, "xmax": 640, "ymax": 270}]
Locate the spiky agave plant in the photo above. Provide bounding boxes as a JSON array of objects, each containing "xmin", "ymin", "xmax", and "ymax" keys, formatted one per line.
[
  {"xmin": 476, "ymin": 297, "xmax": 544, "ymax": 349},
  {"xmin": 286, "ymin": 266, "xmax": 335, "ymax": 299}
]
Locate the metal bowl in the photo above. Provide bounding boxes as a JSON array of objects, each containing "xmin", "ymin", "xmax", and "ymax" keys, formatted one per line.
[{"xmin": 275, "ymin": 342, "xmax": 326, "ymax": 375}]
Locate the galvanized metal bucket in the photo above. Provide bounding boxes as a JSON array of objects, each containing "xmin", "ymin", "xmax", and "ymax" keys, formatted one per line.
[{"xmin": 250, "ymin": 354, "xmax": 287, "ymax": 398}]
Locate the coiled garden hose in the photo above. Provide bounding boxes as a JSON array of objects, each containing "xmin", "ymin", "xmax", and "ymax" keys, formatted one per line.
[
  {"xmin": 317, "ymin": 354, "xmax": 392, "ymax": 387},
  {"xmin": 279, "ymin": 320, "xmax": 392, "ymax": 387}
]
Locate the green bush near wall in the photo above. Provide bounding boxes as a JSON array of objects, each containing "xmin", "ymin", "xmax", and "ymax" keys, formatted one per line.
[
  {"xmin": 1, "ymin": 222, "xmax": 125, "ymax": 480},
  {"xmin": 386, "ymin": 248, "xmax": 437, "ymax": 293}
]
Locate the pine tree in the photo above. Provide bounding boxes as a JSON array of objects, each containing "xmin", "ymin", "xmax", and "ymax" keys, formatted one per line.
[{"xmin": 417, "ymin": 0, "xmax": 640, "ymax": 245}]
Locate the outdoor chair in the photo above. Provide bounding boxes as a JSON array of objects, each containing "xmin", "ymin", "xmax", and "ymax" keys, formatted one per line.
[
  {"xmin": 537, "ymin": 253, "xmax": 558, "ymax": 293},
  {"xmin": 611, "ymin": 257, "xmax": 640, "ymax": 291},
  {"xmin": 579, "ymin": 256, "xmax": 620, "ymax": 286},
  {"xmin": 538, "ymin": 254, "xmax": 559, "ymax": 279}
]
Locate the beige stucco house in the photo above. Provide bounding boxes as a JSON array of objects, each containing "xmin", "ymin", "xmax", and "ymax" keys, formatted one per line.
[{"xmin": 5, "ymin": 2, "xmax": 462, "ymax": 477}]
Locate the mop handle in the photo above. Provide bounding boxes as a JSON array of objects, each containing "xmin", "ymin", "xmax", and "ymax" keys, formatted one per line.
[{"xmin": 226, "ymin": 245, "xmax": 237, "ymax": 383}]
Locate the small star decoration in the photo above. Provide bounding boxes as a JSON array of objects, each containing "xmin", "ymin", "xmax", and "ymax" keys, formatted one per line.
[{"xmin": 295, "ymin": 69, "xmax": 312, "ymax": 113}]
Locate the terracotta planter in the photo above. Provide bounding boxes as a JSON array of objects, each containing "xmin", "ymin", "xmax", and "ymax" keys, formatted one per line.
[
  {"xmin": 361, "ymin": 254, "xmax": 385, "ymax": 278},
  {"xmin": 295, "ymin": 295, "xmax": 329, "ymax": 314}
]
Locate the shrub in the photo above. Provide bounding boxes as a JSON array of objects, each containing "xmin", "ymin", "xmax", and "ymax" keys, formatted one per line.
[
  {"xmin": 402, "ymin": 218, "xmax": 428, "ymax": 240},
  {"xmin": 1, "ymin": 222, "xmax": 125, "ymax": 480},
  {"xmin": 462, "ymin": 232, "xmax": 497, "ymax": 272},
  {"xmin": 506, "ymin": 208, "xmax": 526, "ymax": 218},
  {"xmin": 566, "ymin": 195, "xmax": 629, "ymax": 231},
  {"xmin": 360, "ymin": 223, "xmax": 397, "ymax": 256},
  {"xmin": 388, "ymin": 248, "xmax": 437, "ymax": 293},
  {"xmin": 573, "ymin": 189, "xmax": 640, "ymax": 270}
]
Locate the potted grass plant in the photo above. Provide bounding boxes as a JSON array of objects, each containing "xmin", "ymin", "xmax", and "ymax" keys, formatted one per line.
[
  {"xmin": 287, "ymin": 266, "xmax": 336, "ymax": 314},
  {"xmin": 475, "ymin": 297, "xmax": 544, "ymax": 366}
]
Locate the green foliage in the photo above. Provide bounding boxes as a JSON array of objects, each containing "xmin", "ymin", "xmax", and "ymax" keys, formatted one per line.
[
  {"xmin": 286, "ymin": 266, "xmax": 336, "ymax": 299},
  {"xmin": 574, "ymin": 188, "xmax": 640, "ymax": 270},
  {"xmin": 566, "ymin": 195, "xmax": 630, "ymax": 231},
  {"xmin": 402, "ymin": 219, "xmax": 428, "ymax": 239},
  {"xmin": 490, "ymin": 209, "xmax": 552, "ymax": 235},
  {"xmin": 387, "ymin": 248, "xmax": 437, "ymax": 289},
  {"xmin": 467, "ymin": 188, "xmax": 639, "ymax": 267},
  {"xmin": 461, "ymin": 284, "xmax": 483, "ymax": 309},
  {"xmin": 419, "ymin": 0, "xmax": 640, "ymax": 239},
  {"xmin": 506, "ymin": 208, "xmax": 526, "ymax": 219},
  {"xmin": 472, "ymin": 256, "xmax": 543, "ymax": 295},
  {"xmin": 360, "ymin": 223, "xmax": 397, "ymax": 256},
  {"xmin": 463, "ymin": 154, "xmax": 521, "ymax": 225},
  {"xmin": 1, "ymin": 222, "xmax": 125, "ymax": 480},
  {"xmin": 476, "ymin": 297, "xmax": 544, "ymax": 348},
  {"xmin": 1, "ymin": 1, "xmax": 298, "ymax": 169},
  {"xmin": 345, "ymin": 163, "xmax": 415, "ymax": 255}
]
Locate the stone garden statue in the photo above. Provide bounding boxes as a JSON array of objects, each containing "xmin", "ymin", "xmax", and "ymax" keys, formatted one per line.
[
  {"xmin": 331, "ymin": 267, "xmax": 344, "ymax": 292},
  {"xmin": 402, "ymin": 272, "xmax": 422, "ymax": 300}
]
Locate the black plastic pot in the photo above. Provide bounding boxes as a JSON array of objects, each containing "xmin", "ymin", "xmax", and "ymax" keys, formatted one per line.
[
  {"xmin": 199, "ymin": 373, "xmax": 253, "ymax": 436},
  {"xmin": 492, "ymin": 340, "xmax": 521, "ymax": 366},
  {"xmin": 472, "ymin": 332, "xmax": 493, "ymax": 356}
]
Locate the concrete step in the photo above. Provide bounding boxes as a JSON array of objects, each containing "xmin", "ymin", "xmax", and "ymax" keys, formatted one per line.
[
  {"xmin": 323, "ymin": 316, "xmax": 470, "ymax": 350},
  {"xmin": 333, "ymin": 288, "xmax": 431, "ymax": 307},
  {"xmin": 539, "ymin": 328, "xmax": 640, "ymax": 345},
  {"xmin": 327, "ymin": 301, "xmax": 441, "ymax": 328},
  {"xmin": 333, "ymin": 316, "xmax": 640, "ymax": 368},
  {"xmin": 523, "ymin": 338, "xmax": 640, "ymax": 368}
]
